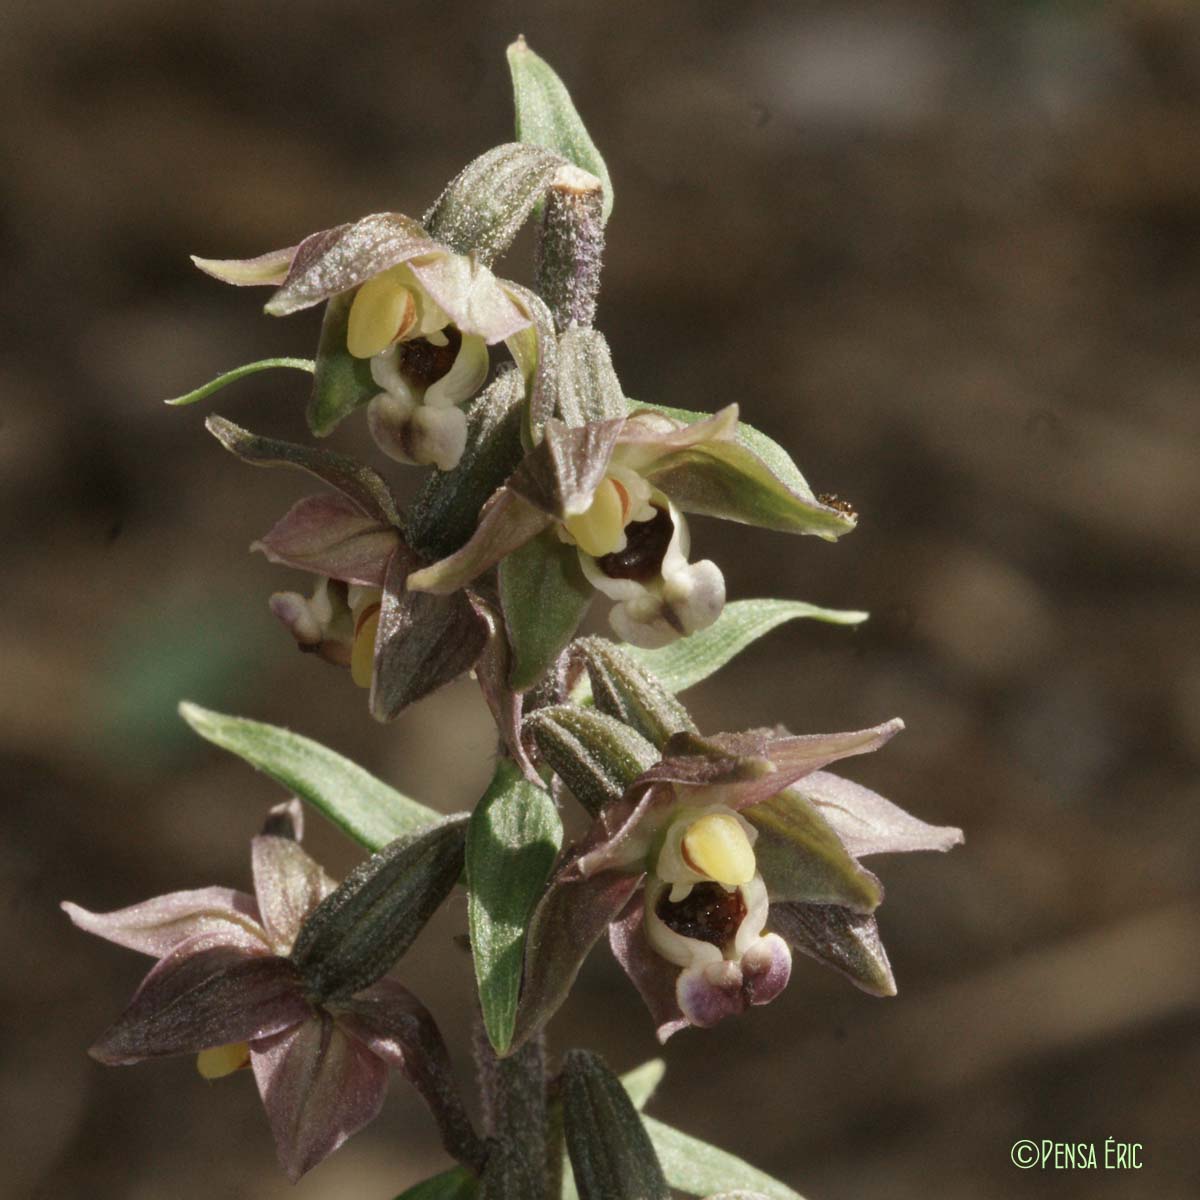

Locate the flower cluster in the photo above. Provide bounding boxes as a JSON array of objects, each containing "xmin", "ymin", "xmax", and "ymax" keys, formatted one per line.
[{"xmin": 67, "ymin": 39, "xmax": 963, "ymax": 1196}]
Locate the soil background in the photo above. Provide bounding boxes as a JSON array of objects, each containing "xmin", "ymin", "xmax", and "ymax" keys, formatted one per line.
[{"xmin": 2, "ymin": 2, "xmax": 1198, "ymax": 1198}]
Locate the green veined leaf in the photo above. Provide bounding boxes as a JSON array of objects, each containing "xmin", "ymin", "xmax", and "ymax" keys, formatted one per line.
[
  {"xmin": 178, "ymin": 702, "xmax": 441, "ymax": 850},
  {"xmin": 164, "ymin": 357, "xmax": 314, "ymax": 406},
  {"xmin": 507, "ymin": 38, "xmax": 614, "ymax": 223},
  {"xmin": 499, "ymin": 531, "xmax": 593, "ymax": 692},
  {"xmin": 562, "ymin": 1051, "xmax": 670, "ymax": 1200},
  {"xmin": 562, "ymin": 1059, "xmax": 667, "ymax": 1199},
  {"xmin": 642, "ymin": 1117, "xmax": 805, "ymax": 1200},
  {"xmin": 620, "ymin": 599, "xmax": 868, "ymax": 694},
  {"xmin": 468, "ymin": 760, "xmax": 563, "ymax": 1054},
  {"xmin": 394, "ymin": 1166, "xmax": 478, "ymax": 1200}
]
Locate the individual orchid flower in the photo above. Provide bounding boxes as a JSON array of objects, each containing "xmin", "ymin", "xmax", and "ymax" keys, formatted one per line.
[
  {"xmin": 193, "ymin": 211, "xmax": 536, "ymax": 470},
  {"xmin": 62, "ymin": 802, "xmax": 483, "ymax": 1182},
  {"xmin": 206, "ymin": 415, "xmax": 488, "ymax": 720},
  {"xmin": 407, "ymin": 406, "xmax": 856, "ymax": 649},
  {"xmin": 516, "ymin": 717, "xmax": 962, "ymax": 1045}
]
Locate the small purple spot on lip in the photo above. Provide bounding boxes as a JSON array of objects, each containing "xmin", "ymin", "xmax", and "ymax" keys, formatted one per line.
[
  {"xmin": 595, "ymin": 505, "xmax": 673, "ymax": 582},
  {"xmin": 397, "ymin": 327, "xmax": 462, "ymax": 386},
  {"xmin": 656, "ymin": 882, "xmax": 747, "ymax": 948}
]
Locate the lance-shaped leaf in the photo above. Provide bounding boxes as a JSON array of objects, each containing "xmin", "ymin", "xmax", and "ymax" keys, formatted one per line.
[
  {"xmin": 424, "ymin": 142, "xmax": 569, "ymax": 265},
  {"xmin": 468, "ymin": 762, "xmax": 563, "ymax": 1054},
  {"xmin": 572, "ymin": 636, "xmax": 696, "ymax": 746},
  {"xmin": 292, "ymin": 816, "xmax": 468, "ymax": 1000},
  {"xmin": 792, "ymin": 770, "xmax": 964, "ymax": 858},
  {"xmin": 407, "ymin": 368, "xmax": 528, "ymax": 564},
  {"xmin": 164, "ymin": 357, "xmax": 315, "ymax": 407},
  {"xmin": 308, "ymin": 290, "xmax": 378, "ymax": 436},
  {"xmin": 178, "ymin": 703, "xmax": 441, "ymax": 849},
  {"xmin": 206, "ymin": 414, "xmax": 403, "ymax": 528},
  {"xmin": 621, "ymin": 598, "xmax": 869, "ymax": 694},
  {"xmin": 499, "ymin": 531, "xmax": 593, "ymax": 692},
  {"xmin": 561, "ymin": 1051, "xmax": 669, "ymax": 1200},
  {"xmin": 371, "ymin": 552, "xmax": 490, "ymax": 721},
  {"xmin": 556, "ymin": 329, "xmax": 625, "ymax": 427},
  {"xmin": 769, "ymin": 903, "xmax": 896, "ymax": 997},
  {"xmin": 503, "ymin": 282, "xmax": 559, "ymax": 442},
  {"xmin": 641, "ymin": 1118, "xmax": 804, "ymax": 1200},
  {"xmin": 508, "ymin": 38, "xmax": 614, "ymax": 223},
  {"xmin": 525, "ymin": 705, "xmax": 659, "ymax": 817},
  {"xmin": 394, "ymin": 1168, "xmax": 479, "ymax": 1200}
]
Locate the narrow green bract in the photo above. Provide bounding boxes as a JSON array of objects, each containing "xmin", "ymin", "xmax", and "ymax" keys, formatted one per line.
[
  {"xmin": 507, "ymin": 38, "xmax": 614, "ymax": 223},
  {"xmin": 178, "ymin": 702, "xmax": 441, "ymax": 850},
  {"xmin": 622, "ymin": 599, "xmax": 869, "ymax": 694},
  {"xmin": 163, "ymin": 356, "xmax": 314, "ymax": 406},
  {"xmin": 468, "ymin": 761, "xmax": 563, "ymax": 1054}
]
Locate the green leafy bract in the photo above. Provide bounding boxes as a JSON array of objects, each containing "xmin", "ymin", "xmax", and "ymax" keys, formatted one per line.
[{"xmin": 178, "ymin": 702, "xmax": 441, "ymax": 850}]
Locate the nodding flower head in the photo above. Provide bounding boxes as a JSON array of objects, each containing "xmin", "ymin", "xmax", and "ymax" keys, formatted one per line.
[{"xmin": 193, "ymin": 212, "xmax": 534, "ymax": 471}]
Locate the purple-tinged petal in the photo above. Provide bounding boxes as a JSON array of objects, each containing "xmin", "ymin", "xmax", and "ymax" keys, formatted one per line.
[
  {"xmin": 337, "ymin": 979, "xmax": 487, "ymax": 1172},
  {"xmin": 511, "ymin": 862, "xmax": 644, "ymax": 1051},
  {"xmin": 251, "ymin": 1012, "xmax": 387, "ymax": 1182},
  {"xmin": 251, "ymin": 836, "xmax": 337, "ymax": 955},
  {"xmin": 369, "ymin": 551, "xmax": 490, "ymax": 720},
  {"xmin": 652, "ymin": 720, "xmax": 904, "ymax": 811},
  {"xmin": 62, "ymin": 889, "xmax": 266, "ymax": 959},
  {"xmin": 259, "ymin": 214, "xmax": 528, "ymax": 343},
  {"xmin": 508, "ymin": 417, "xmax": 624, "ymax": 518},
  {"xmin": 406, "ymin": 488, "xmax": 552, "ymax": 595},
  {"xmin": 675, "ymin": 961, "xmax": 748, "ymax": 1029},
  {"xmin": 797, "ymin": 770, "xmax": 964, "ymax": 858},
  {"xmin": 740, "ymin": 933, "xmax": 792, "ymax": 1007},
  {"xmin": 89, "ymin": 934, "xmax": 310, "ymax": 1065},
  {"xmin": 608, "ymin": 897, "xmax": 689, "ymax": 1043},
  {"xmin": 614, "ymin": 405, "xmax": 739, "ymax": 464},
  {"xmin": 252, "ymin": 493, "xmax": 401, "ymax": 587},
  {"xmin": 191, "ymin": 245, "xmax": 299, "ymax": 287},
  {"xmin": 469, "ymin": 592, "xmax": 538, "ymax": 782},
  {"xmin": 770, "ymin": 902, "xmax": 896, "ymax": 997}
]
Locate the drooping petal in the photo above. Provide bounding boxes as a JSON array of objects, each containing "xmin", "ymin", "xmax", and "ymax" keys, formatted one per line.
[
  {"xmin": 670, "ymin": 935, "xmax": 790, "ymax": 1029},
  {"xmin": 251, "ymin": 836, "xmax": 338, "ymax": 955},
  {"xmin": 367, "ymin": 391, "xmax": 470, "ymax": 471},
  {"xmin": 268, "ymin": 579, "xmax": 355, "ymax": 665},
  {"xmin": 770, "ymin": 902, "xmax": 896, "ymax": 997},
  {"xmin": 206, "ymin": 415, "xmax": 404, "ymax": 528},
  {"xmin": 191, "ymin": 245, "xmax": 301, "ymax": 287},
  {"xmin": 252, "ymin": 493, "xmax": 401, "ymax": 587},
  {"xmin": 795, "ymin": 770, "xmax": 964, "ymax": 858},
  {"xmin": 337, "ymin": 979, "xmax": 487, "ymax": 1172},
  {"xmin": 406, "ymin": 488, "xmax": 553, "ymax": 595},
  {"xmin": 739, "ymin": 933, "xmax": 792, "ymax": 1007},
  {"xmin": 62, "ymin": 889, "xmax": 266, "ymax": 959},
  {"xmin": 89, "ymin": 934, "xmax": 311, "ymax": 1065},
  {"xmin": 613, "ymin": 405, "xmax": 739, "ymax": 470},
  {"xmin": 369, "ymin": 552, "xmax": 490, "ymax": 721},
  {"xmin": 511, "ymin": 862, "xmax": 644, "ymax": 1051},
  {"xmin": 251, "ymin": 1012, "xmax": 387, "ymax": 1183},
  {"xmin": 648, "ymin": 720, "xmax": 905, "ymax": 811},
  {"xmin": 608, "ymin": 897, "xmax": 690, "ymax": 1043}
]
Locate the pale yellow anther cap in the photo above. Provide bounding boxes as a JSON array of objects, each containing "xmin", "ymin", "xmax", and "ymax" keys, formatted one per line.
[
  {"xmin": 347, "ymin": 268, "xmax": 418, "ymax": 359},
  {"xmin": 196, "ymin": 1042, "xmax": 250, "ymax": 1080},
  {"xmin": 563, "ymin": 478, "xmax": 627, "ymax": 558},
  {"xmin": 682, "ymin": 812, "xmax": 756, "ymax": 886}
]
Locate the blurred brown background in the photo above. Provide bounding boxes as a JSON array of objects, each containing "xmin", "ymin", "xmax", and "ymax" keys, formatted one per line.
[{"xmin": 3, "ymin": 1, "xmax": 1198, "ymax": 1197}]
